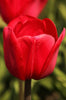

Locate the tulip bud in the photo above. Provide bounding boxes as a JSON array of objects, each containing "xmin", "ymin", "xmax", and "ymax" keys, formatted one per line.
[{"xmin": 3, "ymin": 15, "xmax": 65, "ymax": 80}]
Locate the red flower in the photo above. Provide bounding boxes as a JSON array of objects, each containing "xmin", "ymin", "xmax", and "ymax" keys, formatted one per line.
[
  {"xmin": 3, "ymin": 16, "xmax": 65, "ymax": 80},
  {"xmin": 0, "ymin": 0, "xmax": 48, "ymax": 23}
]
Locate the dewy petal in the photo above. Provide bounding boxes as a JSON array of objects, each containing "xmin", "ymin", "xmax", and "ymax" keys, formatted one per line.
[
  {"xmin": 30, "ymin": 34, "xmax": 55, "ymax": 79},
  {"xmin": 43, "ymin": 18, "xmax": 58, "ymax": 41},
  {"xmin": 39, "ymin": 28, "xmax": 65, "ymax": 79},
  {"xmin": 8, "ymin": 16, "xmax": 45, "ymax": 38}
]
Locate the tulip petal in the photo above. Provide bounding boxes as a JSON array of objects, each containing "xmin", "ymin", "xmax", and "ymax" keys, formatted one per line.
[
  {"xmin": 43, "ymin": 18, "xmax": 58, "ymax": 41},
  {"xmin": 18, "ymin": 34, "xmax": 55, "ymax": 79},
  {"xmin": 8, "ymin": 16, "xmax": 45, "ymax": 38},
  {"xmin": 0, "ymin": 0, "xmax": 31, "ymax": 23},
  {"xmin": 0, "ymin": 0, "xmax": 48, "ymax": 23},
  {"xmin": 16, "ymin": 21, "xmax": 44, "ymax": 37},
  {"xmin": 24, "ymin": 0, "xmax": 48, "ymax": 17},
  {"xmin": 39, "ymin": 28, "xmax": 65, "ymax": 79},
  {"xmin": 3, "ymin": 27, "xmax": 19, "ymax": 78},
  {"xmin": 18, "ymin": 36, "xmax": 33, "ymax": 79},
  {"xmin": 3, "ymin": 27, "xmax": 30, "ymax": 80},
  {"xmin": 30, "ymin": 34, "xmax": 55, "ymax": 79}
]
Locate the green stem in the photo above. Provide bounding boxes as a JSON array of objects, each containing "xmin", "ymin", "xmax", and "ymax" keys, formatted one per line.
[
  {"xmin": 24, "ymin": 79, "xmax": 31, "ymax": 100},
  {"xmin": 19, "ymin": 80, "xmax": 23, "ymax": 100}
]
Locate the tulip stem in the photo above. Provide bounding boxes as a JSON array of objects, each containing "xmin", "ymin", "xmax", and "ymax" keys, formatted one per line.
[
  {"xmin": 24, "ymin": 79, "xmax": 31, "ymax": 100},
  {"xmin": 19, "ymin": 80, "xmax": 23, "ymax": 100}
]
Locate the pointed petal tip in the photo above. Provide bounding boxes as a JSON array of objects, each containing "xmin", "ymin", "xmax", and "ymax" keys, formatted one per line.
[
  {"xmin": 62, "ymin": 28, "xmax": 66, "ymax": 37},
  {"xmin": 3, "ymin": 26, "xmax": 12, "ymax": 33},
  {"xmin": 59, "ymin": 28, "xmax": 66, "ymax": 42},
  {"xmin": 3, "ymin": 26, "xmax": 12, "ymax": 40},
  {"xmin": 42, "ymin": 18, "xmax": 58, "ymax": 41}
]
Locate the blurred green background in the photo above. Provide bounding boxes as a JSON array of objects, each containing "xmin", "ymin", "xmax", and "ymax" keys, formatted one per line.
[{"xmin": 0, "ymin": 0, "xmax": 66, "ymax": 100}]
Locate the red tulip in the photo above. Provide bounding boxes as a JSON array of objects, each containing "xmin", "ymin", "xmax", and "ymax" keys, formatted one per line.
[
  {"xmin": 0, "ymin": 0, "xmax": 48, "ymax": 23},
  {"xmin": 3, "ymin": 15, "xmax": 65, "ymax": 80}
]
